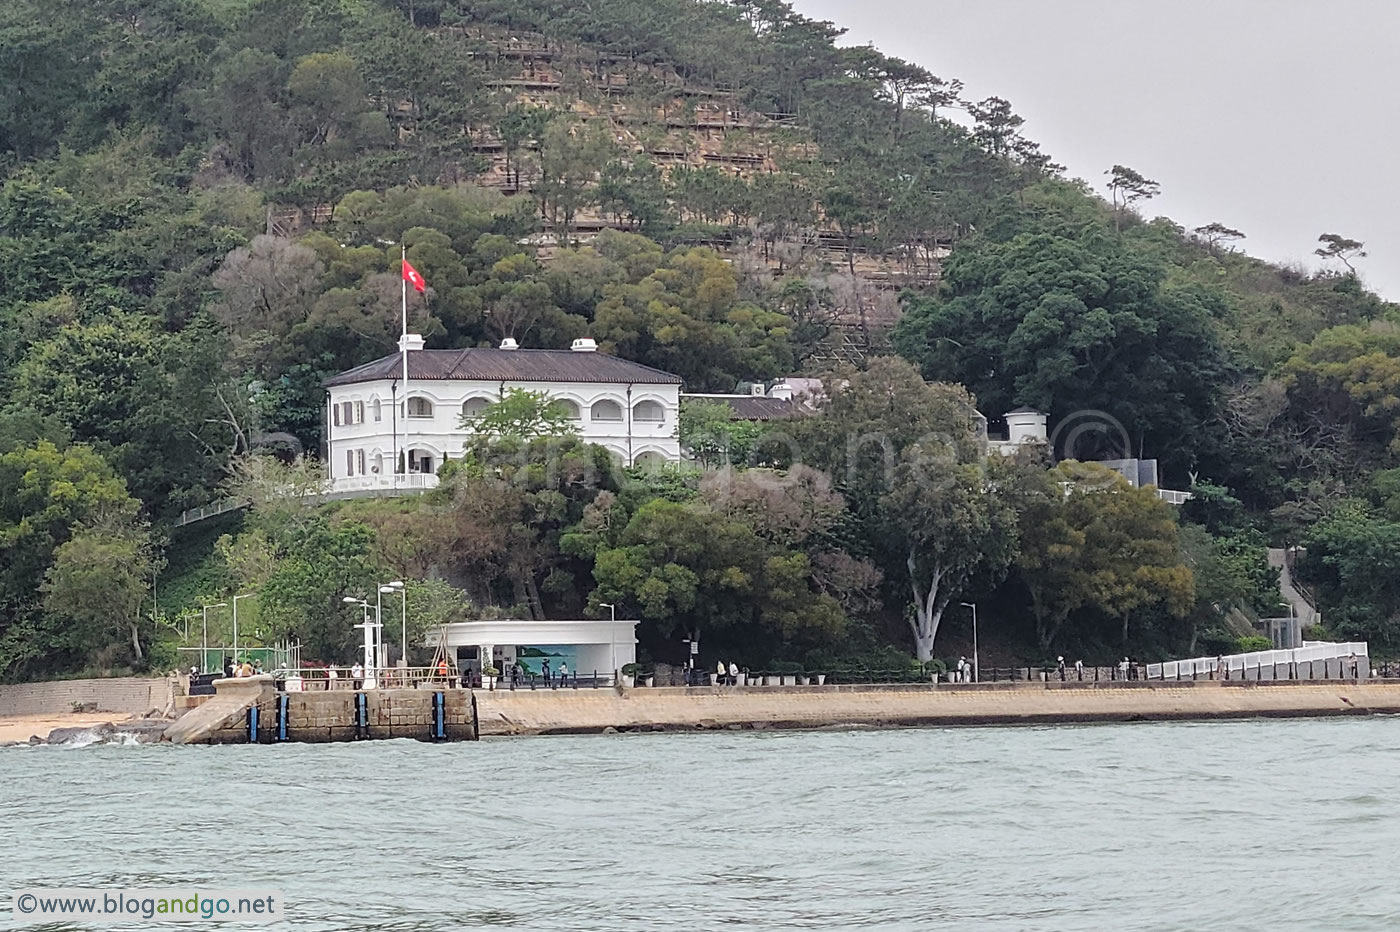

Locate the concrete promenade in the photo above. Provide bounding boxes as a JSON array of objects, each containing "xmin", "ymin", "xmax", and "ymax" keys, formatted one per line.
[{"xmin": 473, "ymin": 680, "xmax": 1400, "ymax": 736}]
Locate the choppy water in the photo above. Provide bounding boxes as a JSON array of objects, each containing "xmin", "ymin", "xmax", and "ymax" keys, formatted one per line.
[{"xmin": 3, "ymin": 718, "xmax": 1400, "ymax": 930}]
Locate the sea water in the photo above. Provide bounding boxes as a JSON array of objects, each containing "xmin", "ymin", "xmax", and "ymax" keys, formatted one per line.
[{"xmin": 2, "ymin": 718, "xmax": 1399, "ymax": 930}]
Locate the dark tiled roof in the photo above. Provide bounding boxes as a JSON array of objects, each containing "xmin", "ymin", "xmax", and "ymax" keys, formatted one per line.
[
  {"xmin": 324, "ymin": 348, "xmax": 683, "ymax": 387},
  {"xmin": 685, "ymin": 394, "xmax": 807, "ymax": 421}
]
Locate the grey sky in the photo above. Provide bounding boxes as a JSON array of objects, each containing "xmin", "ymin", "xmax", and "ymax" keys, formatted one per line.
[{"xmin": 791, "ymin": 0, "xmax": 1397, "ymax": 297}]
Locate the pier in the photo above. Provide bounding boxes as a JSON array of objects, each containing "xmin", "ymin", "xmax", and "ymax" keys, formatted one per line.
[{"xmin": 163, "ymin": 675, "xmax": 478, "ymax": 744}]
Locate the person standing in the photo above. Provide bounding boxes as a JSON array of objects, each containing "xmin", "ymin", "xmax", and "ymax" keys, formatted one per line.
[
  {"xmin": 728, "ymin": 661, "xmax": 739, "ymax": 686},
  {"xmin": 559, "ymin": 661, "xmax": 569, "ymax": 686},
  {"xmin": 351, "ymin": 662, "xmax": 363, "ymax": 690},
  {"xmin": 1074, "ymin": 658, "xmax": 1084, "ymax": 681},
  {"xmin": 716, "ymin": 659, "xmax": 726, "ymax": 686},
  {"xmin": 541, "ymin": 658, "xmax": 551, "ymax": 687},
  {"xmin": 1057, "ymin": 656, "xmax": 1066, "ymax": 681},
  {"xmin": 1119, "ymin": 657, "xmax": 1130, "ymax": 681}
]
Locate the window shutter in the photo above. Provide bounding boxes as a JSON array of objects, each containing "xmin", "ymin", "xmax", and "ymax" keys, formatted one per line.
[
  {"xmin": 346, "ymin": 450, "xmax": 354, "ymax": 475},
  {"xmin": 333, "ymin": 403, "xmax": 341, "ymax": 427}
]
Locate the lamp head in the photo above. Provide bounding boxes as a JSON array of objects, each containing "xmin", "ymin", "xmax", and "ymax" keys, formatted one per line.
[
  {"xmin": 388, "ymin": 581, "xmax": 405, "ymax": 589},
  {"xmin": 342, "ymin": 597, "xmax": 360, "ymax": 604}
]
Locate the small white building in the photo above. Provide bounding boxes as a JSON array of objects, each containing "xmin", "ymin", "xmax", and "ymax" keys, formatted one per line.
[
  {"xmin": 432, "ymin": 617, "xmax": 639, "ymax": 680},
  {"xmin": 323, "ymin": 336, "xmax": 683, "ymax": 492}
]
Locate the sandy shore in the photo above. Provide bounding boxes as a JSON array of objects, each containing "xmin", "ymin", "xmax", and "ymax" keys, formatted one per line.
[{"xmin": 0, "ymin": 713, "xmax": 135, "ymax": 744}]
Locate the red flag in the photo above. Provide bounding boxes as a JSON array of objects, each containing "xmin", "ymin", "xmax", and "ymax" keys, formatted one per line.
[{"xmin": 402, "ymin": 259, "xmax": 426, "ymax": 293}]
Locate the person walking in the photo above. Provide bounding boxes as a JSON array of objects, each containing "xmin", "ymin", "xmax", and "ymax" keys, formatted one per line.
[
  {"xmin": 716, "ymin": 659, "xmax": 726, "ymax": 686},
  {"xmin": 351, "ymin": 662, "xmax": 363, "ymax": 690},
  {"xmin": 1074, "ymin": 658, "xmax": 1084, "ymax": 681},
  {"xmin": 728, "ymin": 661, "xmax": 739, "ymax": 686},
  {"xmin": 1057, "ymin": 656, "xmax": 1066, "ymax": 681},
  {"xmin": 559, "ymin": 661, "xmax": 569, "ymax": 687},
  {"xmin": 541, "ymin": 658, "xmax": 552, "ymax": 687}
]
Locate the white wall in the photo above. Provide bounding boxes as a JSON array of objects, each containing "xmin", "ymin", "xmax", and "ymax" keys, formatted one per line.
[{"xmin": 326, "ymin": 376, "xmax": 681, "ymax": 485}]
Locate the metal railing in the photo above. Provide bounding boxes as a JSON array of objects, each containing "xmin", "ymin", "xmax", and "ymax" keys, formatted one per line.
[{"xmin": 274, "ymin": 666, "xmax": 456, "ymax": 691}]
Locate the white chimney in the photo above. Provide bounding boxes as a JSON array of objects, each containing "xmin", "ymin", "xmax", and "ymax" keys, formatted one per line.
[
  {"xmin": 571, "ymin": 337, "xmax": 598, "ymax": 353},
  {"xmin": 769, "ymin": 381, "xmax": 793, "ymax": 401},
  {"xmin": 399, "ymin": 333, "xmax": 426, "ymax": 353},
  {"xmin": 499, "ymin": 337, "xmax": 519, "ymax": 350}
]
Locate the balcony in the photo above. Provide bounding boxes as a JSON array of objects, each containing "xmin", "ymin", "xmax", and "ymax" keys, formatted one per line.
[{"xmin": 327, "ymin": 473, "xmax": 440, "ymax": 496}]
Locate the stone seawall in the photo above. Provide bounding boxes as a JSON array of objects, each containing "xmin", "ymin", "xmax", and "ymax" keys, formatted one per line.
[
  {"xmin": 0, "ymin": 676, "xmax": 173, "ymax": 717},
  {"xmin": 473, "ymin": 680, "xmax": 1400, "ymax": 736},
  {"xmin": 164, "ymin": 677, "xmax": 477, "ymax": 744}
]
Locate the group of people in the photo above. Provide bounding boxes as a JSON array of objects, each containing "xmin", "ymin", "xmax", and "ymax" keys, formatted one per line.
[
  {"xmin": 221, "ymin": 658, "xmax": 263, "ymax": 678},
  {"xmin": 1049, "ymin": 656, "xmax": 1136, "ymax": 681},
  {"xmin": 714, "ymin": 660, "xmax": 742, "ymax": 685}
]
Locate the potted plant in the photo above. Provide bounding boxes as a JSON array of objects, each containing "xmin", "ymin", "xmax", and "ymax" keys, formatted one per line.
[
  {"xmin": 735, "ymin": 669, "xmax": 748, "ymax": 686},
  {"xmin": 643, "ymin": 671, "xmax": 655, "ymax": 687},
  {"xmin": 482, "ymin": 665, "xmax": 499, "ymax": 689},
  {"xmin": 772, "ymin": 661, "xmax": 803, "ymax": 686},
  {"xmin": 815, "ymin": 673, "xmax": 827, "ymax": 686},
  {"xmin": 620, "ymin": 663, "xmax": 639, "ymax": 688}
]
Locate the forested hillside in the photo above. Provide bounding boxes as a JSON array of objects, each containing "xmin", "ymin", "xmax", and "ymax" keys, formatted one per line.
[{"xmin": 3, "ymin": 0, "xmax": 1398, "ymax": 681}]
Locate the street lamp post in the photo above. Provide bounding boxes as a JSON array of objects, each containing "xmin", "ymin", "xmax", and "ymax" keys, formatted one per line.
[
  {"xmin": 232, "ymin": 594, "xmax": 255, "ymax": 664},
  {"xmin": 599, "ymin": 602, "xmax": 616, "ymax": 683},
  {"xmin": 960, "ymin": 602, "xmax": 979, "ymax": 683},
  {"xmin": 201, "ymin": 601, "xmax": 227, "ymax": 673}
]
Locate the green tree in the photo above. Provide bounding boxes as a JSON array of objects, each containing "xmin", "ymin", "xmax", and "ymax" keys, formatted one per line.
[
  {"xmin": 1105, "ymin": 164, "xmax": 1159, "ymax": 232},
  {"xmin": 1315, "ymin": 233, "xmax": 1366, "ymax": 275},
  {"xmin": 43, "ymin": 516, "xmax": 161, "ymax": 664},
  {"xmin": 534, "ymin": 118, "xmax": 616, "ymax": 246},
  {"xmin": 796, "ymin": 358, "xmax": 1015, "ymax": 660},
  {"xmin": 894, "ymin": 227, "xmax": 1233, "ymax": 473},
  {"xmin": 590, "ymin": 498, "xmax": 844, "ymax": 661},
  {"xmin": 0, "ymin": 441, "xmax": 140, "ymax": 678},
  {"xmin": 463, "ymin": 388, "xmax": 578, "ymax": 442},
  {"xmin": 679, "ymin": 400, "xmax": 761, "ymax": 467}
]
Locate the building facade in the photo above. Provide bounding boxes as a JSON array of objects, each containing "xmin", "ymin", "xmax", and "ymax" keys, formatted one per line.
[{"xmin": 323, "ymin": 336, "xmax": 683, "ymax": 492}]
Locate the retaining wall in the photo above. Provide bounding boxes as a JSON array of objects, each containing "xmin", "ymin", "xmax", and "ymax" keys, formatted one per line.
[
  {"xmin": 472, "ymin": 680, "xmax": 1400, "ymax": 736},
  {"xmin": 0, "ymin": 677, "xmax": 172, "ymax": 717}
]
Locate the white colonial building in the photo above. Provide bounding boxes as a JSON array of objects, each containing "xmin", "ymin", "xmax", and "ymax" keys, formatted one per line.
[{"xmin": 323, "ymin": 335, "xmax": 683, "ymax": 492}]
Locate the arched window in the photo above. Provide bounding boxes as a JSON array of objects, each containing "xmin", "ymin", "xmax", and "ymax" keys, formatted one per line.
[
  {"xmin": 591, "ymin": 399, "xmax": 623, "ymax": 422},
  {"xmin": 633, "ymin": 400, "xmax": 665, "ymax": 423},
  {"xmin": 634, "ymin": 450, "xmax": 668, "ymax": 469},
  {"xmin": 462, "ymin": 397, "xmax": 492, "ymax": 419},
  {"xmin": 372, "ymin": 399, "xmax": 382, "ymax": 422},
  {"xmin": 558, "ymin": 399, "xmax": 582, "ymax": 420},
  {"xmin": 407, "ymin": 397, "xmax": 434, "ymax": 418}
]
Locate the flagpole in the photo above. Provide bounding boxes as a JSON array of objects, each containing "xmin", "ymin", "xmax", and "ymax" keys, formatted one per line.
[{"xmin": 401, "ymin": 243, "xmax": 409, "ymax": 487}]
